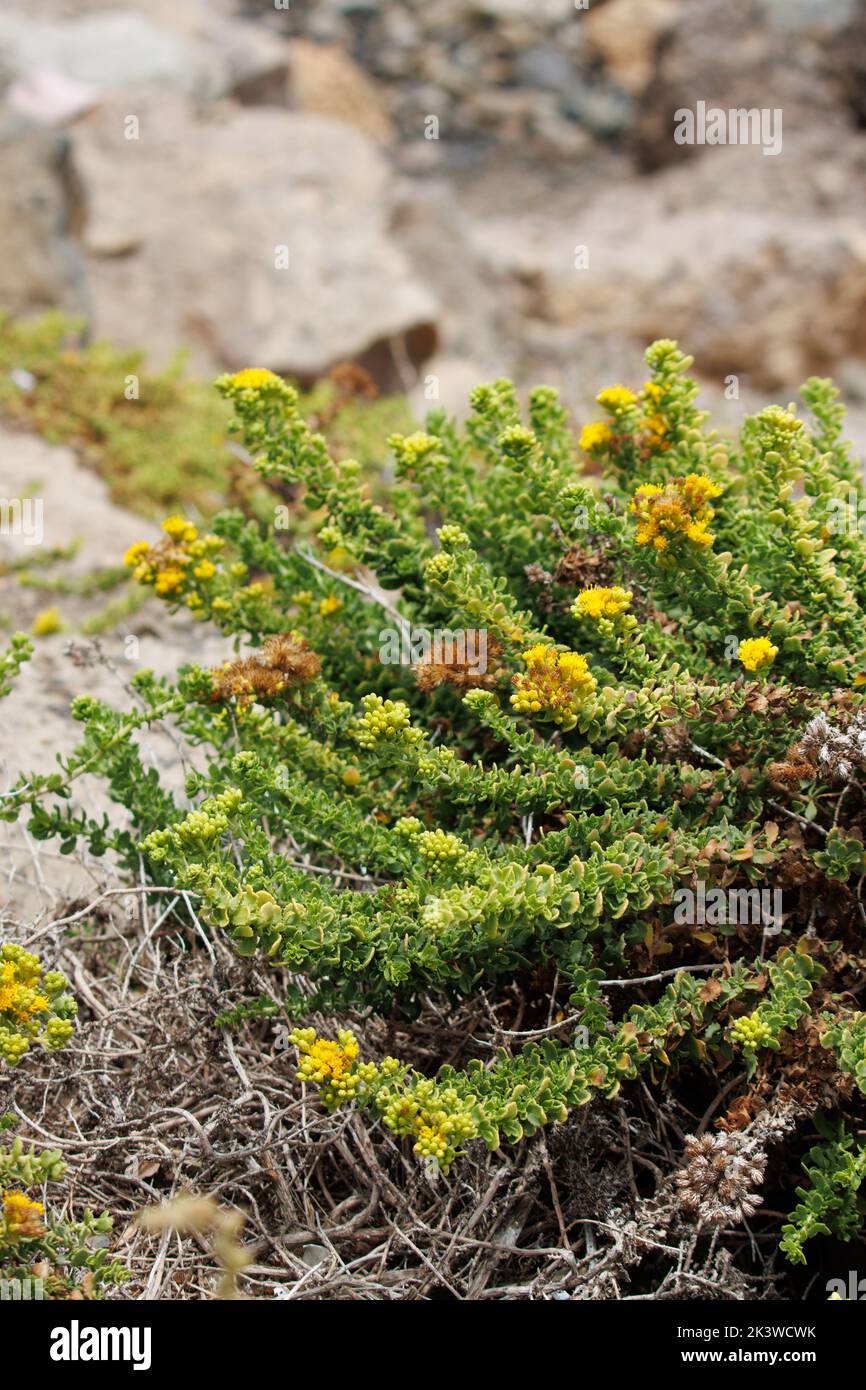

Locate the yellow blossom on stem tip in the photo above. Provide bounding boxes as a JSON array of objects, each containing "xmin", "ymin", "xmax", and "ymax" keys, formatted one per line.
[
  {"xmin": 123, "ymin": 541, "xmax": 150, "ymax": 567},
  {"xmin": 574, "ymin": 586, "xmax": 633, "ymax": 620},
  {"xmin": 630, "ymin": 474, "xmax": 723, "ymax": 553},
  {"xmin": 162, "ymin": 515, "xmax": 198, "ymax": 544},
  {"xmin": 154, "ymin": 567, "xmax": 186, "ymax": 596},
  {"xmin": 230, "ymin": 368, "xmax": 280, "ymax": 391},
  {"xmin": 511, "ymin": 645, "xmax": 596, "ymax": 727},
  {"xmin": 579, "ymin": 421, "xmax": 612, "ymax": 452},
  {"xmin": 2, "ymin": 1190, "xmax": 45, "ymax": 1238},
  {"xmin": 738, "ymin": 636, "xmax": 778, "ymax": 673},
  {"xmin": 597, "ymin": 385, "xmax": 638, "ymax": 413}
]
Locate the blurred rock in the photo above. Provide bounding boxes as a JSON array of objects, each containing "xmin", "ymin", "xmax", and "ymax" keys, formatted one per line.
[
  {"xmin": 759, "ymin": 0, "xmax": 859, "ymax": 34},
  {"xmin": 563, "ymin": 81, "xmax": 634, "ymax": 140},
  {"xmin": 514, "ymin": 43, "xmax": 575, "ymax": 96},
  {"xmin": 286, "ymin": 39, "xmax": 393, "ymax": 144},
  {"xmin": 6, "ymin": 68, "xmax": 99, "ymax": 126},
  {"xmin": 206, "ymin": 19, "xmax": 290, "ymax": 105},
  {"xmin": 584, "ymin": 0, "xmax": 680, "ymax": 96},
  {"xmin": 632, "ymin": 0, "xmax": 846, "ymax": 170},
  {"xmin": 70, "ymin": 92, "xmax": 437, "ymax": 382},
  {"xmin": 0, "ymin": 117, "xmax": 85, "ymax": 317},
  {"xmin": 470, "ymin": 136, "xmax": 866, "ymax": 391},
  {"xmin": 0, "ymin": 9, "xmax": 291, "ymax": 106},
  {"xmin": 0, "ymin": 12, "xmax": 201, "ymax": 92}
]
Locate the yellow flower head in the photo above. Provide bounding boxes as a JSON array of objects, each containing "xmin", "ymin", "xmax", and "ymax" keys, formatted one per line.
[
  {"xmin": 630, "ymin": 474, "xmax": 723, "ymax": 554},
  {"xmin": 319, "ymin": 595, "xmax": 343, "ymax": 617},
  {"xmin": 579, "ymin": 421, "xmax": 612, "ymax": 453},
  {"xmin": 738, "ymin": 636, "xmax": 779, "ymax": 673},
  {"xmin": 291, "ymin": 1028, "xmax": 362, "ymax": 1109},
  {"xmin": 123, "ymin": 540, "xmax": 151, "ymax": 568},
  {"xmin": 511, "ymin": 645, "xmax": 596, "ymax": 728},
  {"xmin": 192, "ymin": 560, "xmax": 216, "ymax": 582},
  {"xmin": 230, "ymin": 368, "xmax": 280, "ymax": 391},
  {"xmin": 574, "ymin": 586, "xmax": 633, "ymax": 621},
  {"xmin": 31, "ymin": 607, "xmax": 63, "ymax": 637},
  {"xmin": 154, "ymin": 566, "xmax": 186, "ymax": 596},
  {"xmin": 2, "ymin": 1190, "xmax": 45, "ymax": 1238},
  {"xmin": 597, "ymin": 385, "xmax": 638, "ymax": 413},
  {"xmin": 162, "ymin": 515, "xmax": 198, "ymax": 544},
  {"xmin": 730, "ymin": 1014, "xmax": 773, "ymax": 1050}
]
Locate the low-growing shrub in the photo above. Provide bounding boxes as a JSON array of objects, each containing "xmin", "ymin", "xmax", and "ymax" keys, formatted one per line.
[
  {"xmin": 5, "ymin": 340, "xmax": 866, "ymax": 1276},
  {"xmin": 0, "ymin": 1119, "xmax": 127, "ymax": 1299}
]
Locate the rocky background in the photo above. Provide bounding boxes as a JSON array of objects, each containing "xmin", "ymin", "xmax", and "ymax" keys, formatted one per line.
[
  {"xmin": 3, "ymin": 0, "xmax": 866, "ymax": 413},
  {"xmin": 3, "ymin": 0, "xmax": 866, "ymax": 900}
]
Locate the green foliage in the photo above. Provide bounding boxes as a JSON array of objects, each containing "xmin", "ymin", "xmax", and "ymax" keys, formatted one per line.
[
  {"xmin": 0, "ymin": 1133, "xmax": 127, "ymax": 1298},
  {"xmin": 781, "ymin": 1126, "xmax": 866, "ymax": 1265},
  {"xmin": 10, "ymin": 345, "xmax": 866, "ymax": 1263},
  {"xmin": 0, "ymin": 631, "xmax": 31, "ymax": 698},
  {"xmin": 0, "ymin": 313, "xmax": 413, "ymax": 518},
  {"xmin": 0, "ymin": 942, "xmax": 77, "ymax": 1066}
]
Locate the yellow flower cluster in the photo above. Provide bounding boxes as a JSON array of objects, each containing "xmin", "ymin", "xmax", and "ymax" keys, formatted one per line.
[
  {"xmin": 573, "ymin": 586, "xmax": 633, "ymax": 621},
  {"xmin": 597, "ymin": 385, "xmax": 638, "ymax": 413},
  {"xmin": 738, "ymin": 636, "xmax": 779, "ymax": 673},
  {"xmin": 640, "ymin": 381, "xmax": 669, "ymax": 448},
  {"xmin": 581, "ymin": 382, "xmax": 668, "ymax": 455},
  {"xmin": 0, "ymin": 958, "xmax": 48, "ymax": 1021},
  {"xmin": 578, "ymin": 421, "xmax": 612, "ymax": 453},
  {"xmin": 291, "ymin": 1027, "xmax": 362, "ymax": 1109},
  {"xmin": 511, "ymin": 644, "xmax": 597, "ymax": 729},
  {"xmin": 630, "ymin": 474, "xmax": 723, "ymax": 552},
  {"xmin": 0, "ymin": 944, "xmax": 75, "ymax": 1065},
  {"xmin": 124, "ymin": 518, "xmax": 226, "ymax": 607},
  {"xmin": 2, "ymin": 1190, "xmax": 45, "ymax": 1241},
  {"xmin": 319, "ymin": 594, "xmax": 343, "ymax": 617},
  {"xmin": 730, "ymin": 1014, "xmax": 773, "ymax": 1051},
  {"xmin": 230, "ymin": 368, "xmax": 281, "ymax": 391}
]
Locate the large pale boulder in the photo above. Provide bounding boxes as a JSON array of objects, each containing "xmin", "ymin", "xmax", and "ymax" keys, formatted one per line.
[{"xmin": 70, "ymin": 92, "xmax": 438, "ymax": 381}]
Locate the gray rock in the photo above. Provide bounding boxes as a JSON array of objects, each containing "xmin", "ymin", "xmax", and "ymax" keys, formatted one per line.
[
  {"xmin": 472, "ymin": 134, "xmax": 866, "ymax": 393},
  {"xmin": 71, "ymin": 93, "xmax": 438, "ymax": 383},
  {"xmin": 0, "ymin": 117, "xmax": 86, "ymax": 318},
  {"xmin": 562, "ymin": 81, "xmax": 634, "ymax": 138},
  {"xmin": 515, "ymin": 44, "xmax": 576, "ymax": 95},
  {"xmin": 0, "ymin": 10, "xmax": 291, "ymax": 106},
  {"xmin": 0, "ymin": 13, "xmax": 202, "ymax": 93},
  {"xmin": 759, "ymin": 0, "xmax": 858, "ymax": 34}
]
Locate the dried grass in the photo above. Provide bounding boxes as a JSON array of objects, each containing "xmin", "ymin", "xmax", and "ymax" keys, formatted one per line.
[{"xmin": 1, "ymin": 831, "xmax": 785, "ymax": 1302}]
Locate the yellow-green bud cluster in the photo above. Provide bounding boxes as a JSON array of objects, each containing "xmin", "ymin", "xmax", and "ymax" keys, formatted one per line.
[
  {"xmin": 417, "ymin": 828, "xmax": 468, "ymax": 870},
  {"xmin": 425, "ymin": 552, "xmax": 454, "ymax": 583},
  {"xmin": 730, "ymin": 1013, "xmax": 773, "ymax": 1051},
  {"xmin": 380, "ymin": 1079, "xmax": 477, "ymax": 1170},
  {"xmin": 436, "ymin": 524, "xmax": 470, "ymax": 549},
  {"xmin": 143, "ymin": 789, "xmax": 243, "ymax": 861},
  {"xmin": 394, "ymin": 816, "xmax": 423, "ymax": 838},
  {"xmin": 355, "ymin": 694, "xmax": 422, "ymax": 750}
]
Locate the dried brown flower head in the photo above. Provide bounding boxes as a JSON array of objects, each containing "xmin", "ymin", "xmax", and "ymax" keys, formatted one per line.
[
  {"xmin": 210, "ymin": 634, "xmax": 320, "ymax": 706},
  {"xmin": 674, "ymin": 1131, "xmax": 766, "ymax": 1226},
  {"xmin": 772, "ymin": 708, "xmax": 866, "ymax": 785},
  {"xmin": 553, "ymin": 544, "xmax": 613, "ymax": 591},
  {"xmin": 415, "ymin": 636, "xmax": 503, "ymax": 694}
]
